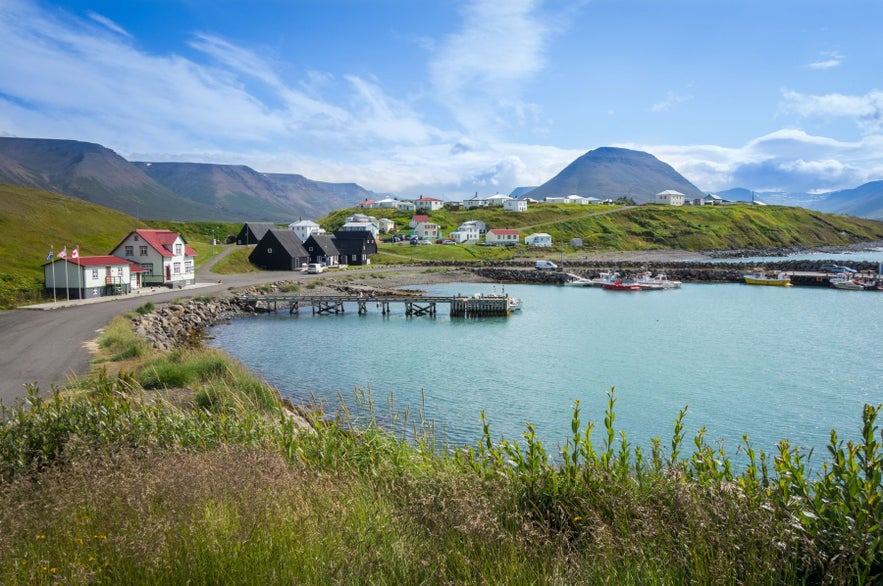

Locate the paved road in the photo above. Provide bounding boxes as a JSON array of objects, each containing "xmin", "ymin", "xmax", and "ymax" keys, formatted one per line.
[{"xmin": 0, "ymin": 247, "xmax": 298, "ymax": 405}]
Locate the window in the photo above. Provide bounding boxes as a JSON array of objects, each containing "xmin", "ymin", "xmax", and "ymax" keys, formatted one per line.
[
  {"xmin": 174, "ymin": 243, "xmax": 182, "ymax": 255},
  {"xmin": 267, "ymin": 247, "xmax": 273, "ymax": 254},
  {"xmin": 173, "ymin": 262, "xmax": 181, "ymax": 274},
  {"xmin": 117, "ymin": 266, "xmax": 124, "ymax": 275},
  {"xmin": 91, "ymin": 269, "xmax": 99, "ymax": 279},
  {"xmin": 134, "ymin": 235, "xmax": 139, "ymax": 241},
  {"xmin": 141, "ymin": 263, "xmax": 153, "ymax": 274},
  {"xmin": 184, "ymin": 261, "xmax": 193, "ymax": 273},
  {"xmin": 140, "ymin": 246, "xmax": 148, "ymax": 256},
  {"xmin": 125, "ymin": 245, "xmax": 134, "ymax": 256}
]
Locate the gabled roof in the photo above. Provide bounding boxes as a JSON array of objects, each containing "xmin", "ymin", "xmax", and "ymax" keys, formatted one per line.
[
  {"xmin": 265, "ymin": 230, "xmax": 309, "ymax": 257},
  {"xmin": 412, "ymin": 214, "xmax": 430, "ymax": 222},
  {"xmin": 45, "ymin": 255, "xmax": 145, "ymax": 271},
  {"xmin": 657, "ymin": 190, "xmax": 685, "ymax": 196},
  {"xmin": 305, "ymin": 234, "xmax": 340, "ymax": 256},
  {"xmin": 115, "ymin": 229, "xmax": 197, "ymax": 257},
  {"xmin": 489, "ymin": 228, "xmax": 519, "ymax": 235},
  {"xmin": 415, "ymin": 196, "xmax": 443, "ymax": 202},
  {"xmin": 241, "ymin": 222, "xmax": 275, "ymax": 240},
  {"xmin": 289, "ymin": 219, "xmax": 320, "ymax": 228}
]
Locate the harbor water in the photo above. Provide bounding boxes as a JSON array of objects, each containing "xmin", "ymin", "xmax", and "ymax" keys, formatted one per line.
[{"xmin": 209, "ymin": 280, "xmax": 883, "ymax": 471}]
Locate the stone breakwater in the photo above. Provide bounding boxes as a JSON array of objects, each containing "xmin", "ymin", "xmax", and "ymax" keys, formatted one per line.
[
  {"xmin": 131, "ymin": 297, "xmax": 251, "ymax": 351},
  {"xmin": 472, "ymin": 259, "xmax": 882, "ymax": 285}
]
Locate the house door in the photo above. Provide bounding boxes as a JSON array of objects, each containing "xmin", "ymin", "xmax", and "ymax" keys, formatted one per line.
[{"xmin": 165, "ymin": 265, "xmax": 171, "ymax": 280}]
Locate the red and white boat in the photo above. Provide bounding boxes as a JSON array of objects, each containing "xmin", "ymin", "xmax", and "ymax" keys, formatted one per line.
[{"xmin": 602, "ymin": 277, "xmax": 642, "ymax": 291}]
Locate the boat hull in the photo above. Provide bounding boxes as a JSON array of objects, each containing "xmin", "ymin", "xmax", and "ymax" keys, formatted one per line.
[{"xmin": 743, "ymin": 276, "xmax": 791, "ymax": 286}]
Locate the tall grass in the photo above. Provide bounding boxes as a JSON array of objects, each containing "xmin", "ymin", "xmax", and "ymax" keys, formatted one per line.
[{"xmin": 1, "ymin": 377, "xmax": 879, "ymax": 584}]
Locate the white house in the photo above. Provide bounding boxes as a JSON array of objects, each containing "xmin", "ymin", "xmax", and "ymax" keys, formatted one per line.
[
  {"xmin": 449, "ymin": 222, "xmax": 481, "ymax": 243},
  {"xmin": 655, "ymin": 190, "xmax": 685, "ymax": 206},
  {"xmin": 43, "ymin": 255, "xmax": 145, "ymax": 300},
  {"xmin": 110, "ymin": 229, "xmax": 197, "ymax": 287},
  {"xmin": 340, "ymin": 221, "xmax": 379, "ymax": 238},
  {"xmin": 486, "ymin": 193, "xmax": 512, "ymax": 206},
  {"xmin": 395, "ymin": 200, "xmax": 416, "ymax": 211},
  {"xmin": 413, "ymin": 220, "xmax": 440, "ymax": 240},
  {"xmin": 702, "ymin": 194, "xmax": 723, "ymax": 206},
  {"xmin": 288, "ymin": 219, "xmax": 325, "ymax": 242},
  {"xmin": 485, "ymin": 228, "xmax": 520, "ymax": 246},
  {"xmin": 374, "ymin": 197, "xmax": 398, "ymax": 208},
  {"xmin": 503, "ymin": 199, "xmax": 527, "ymax": 212},
  {"xmin": 463, "ymin": 194, "xmax": 489, "ymax": 209},
  {"xmin": 525, "ymin": 232, "xmax": 553, "ymax": 247},
  {"xmin": 460, "ymin": 219, "xmax": 487, "ymax": 234},
  {"xmin": 414, "ymin": 196, "xmax": 444, "ymax": 211},
  {"xmin": 409, "ymin": 214, "xmax": 430, "ymax": 228},
  {"xmin": 378, "ymin": 218, "xmax": 395, "ymax": 233},
  {"xmin": 356, "ymin": 198, "xmax": 378, "ymax": 209}
]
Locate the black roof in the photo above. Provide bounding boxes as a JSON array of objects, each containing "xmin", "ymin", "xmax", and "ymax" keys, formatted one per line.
[
  {"xmin": 267, "ymin": 229, "xmax": 309, "ymax": 257},
  {"xmin": 306, "ymin": 233, "xmax": 340, "ymax": 256}
]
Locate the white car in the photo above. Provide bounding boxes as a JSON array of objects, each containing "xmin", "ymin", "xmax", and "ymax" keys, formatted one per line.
[
  {"xmin": 307, "ymin": 263, "xmax": 324, "ymax": 274},
  {"xmin": 535, "ymin": 260, "xmax": 558, "ymax": 270}
]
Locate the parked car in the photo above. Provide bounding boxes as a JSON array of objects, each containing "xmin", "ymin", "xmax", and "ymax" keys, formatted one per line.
[
  {"xmin": 442, "ymin": 240, "xmax": 456, "ymax": 245},
  {"xmin": 307, "ymin": 263, "xmax": 324, "ymax": 274},
  {"xmin": 820, "ymin": 263, "xmax": 857, "ymax": 274},
  {"xmin": 535, "ymin": 260, "xmax": 558, "ymax": 270}
]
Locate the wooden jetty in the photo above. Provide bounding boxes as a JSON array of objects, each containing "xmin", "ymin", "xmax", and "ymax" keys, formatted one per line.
[{"xmin": 237, "ymin": 293, "xmax": 517, "ymax": 317}]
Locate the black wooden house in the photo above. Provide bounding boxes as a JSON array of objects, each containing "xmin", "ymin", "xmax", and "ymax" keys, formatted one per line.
[
  {"xmin": 304, "ymin": 234, "xmax": 341, "ymax": 267},
  {"xmin": 248, "ymin": 229, "xmax": 310, "ymax": 270},
  {"xmin": 332, "ymin": 231, "xmax": 378, "ymax": 266},
  {"xmin": 236, "ymin": 222, "xmax": 275, "ymax": 245}
]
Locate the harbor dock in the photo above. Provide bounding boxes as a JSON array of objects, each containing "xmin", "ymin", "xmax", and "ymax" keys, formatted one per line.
[{"xmin": 237, "ymin": 293, "xmax": 518, "ymax": 317}]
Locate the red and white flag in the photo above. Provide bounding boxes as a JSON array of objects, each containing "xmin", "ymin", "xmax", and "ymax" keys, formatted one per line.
[{"xmin": 71, "ymin": 247, "xmax": 79, "ymax": 259}]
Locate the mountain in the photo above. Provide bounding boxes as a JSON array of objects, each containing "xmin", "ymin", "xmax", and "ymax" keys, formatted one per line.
[
  {"xmin": 525, "ymin": 147, "xmax": 705, "ymax": 203},
  {"xmin": 0, "ymin": 137, "xmax": 374, "ymax": 221},
  {"xmin": 812, "ymin": 181, "xmax": 883, "ymax": 220},
  {"xmin": 509, "ymin": 186, "xmax": 537, "ymax": 199},
  {"xmin": 135, "ymin": 162, "xmax": 371, "ymax": 221},
  {"xmin": 0, "ymin": 137, "xmax": 221, "ymax": 220}
]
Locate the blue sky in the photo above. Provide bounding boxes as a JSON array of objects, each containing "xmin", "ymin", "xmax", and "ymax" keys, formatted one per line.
[{"xmin": 2, "ymin": 0, "xmax": 882, "ymax": 198}]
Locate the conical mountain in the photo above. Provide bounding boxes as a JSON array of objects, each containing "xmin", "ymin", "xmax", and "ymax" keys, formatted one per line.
[{"xmin": 526, "ymin": 147, "xmax": 704, "ymax": 203}]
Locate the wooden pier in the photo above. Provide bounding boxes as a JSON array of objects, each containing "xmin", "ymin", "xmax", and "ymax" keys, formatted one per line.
[{"xmin": 237, "ymin": 293, "xmax": 517, "ymax": 317}]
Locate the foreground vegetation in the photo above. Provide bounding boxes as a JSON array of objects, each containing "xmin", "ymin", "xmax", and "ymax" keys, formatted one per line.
[{"xmin": 0, "ymin": 313, "xmax": 880, "ymax": 584}]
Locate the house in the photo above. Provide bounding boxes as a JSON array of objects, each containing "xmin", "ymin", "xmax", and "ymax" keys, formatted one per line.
[
  {"xmin": 487, "ymin": 193, "xmax": 512, "ymax": 206},
  {"xmin": 414, "ymin": 196, "xmax": 444, "ymax": 211},
  {"xmin": 111, "ymin": 229, "xmax": 197, "ymax": 287},
  {"xmin": 655, "ymin": 190, "xmax": 685, "ymax": 206},
  {"xmin": 409, "ymin": 214, "xmax": 430, "ymax": 229},
  {"xmin": 357, "ymin": 198, "xmax": 378, "ymax": 209},
  {"xmin": 288, "ymin": 219, "xmax": 325, "ymax": 242},
  {"xmin": 702, "ymin": 194, "xmax": 724, "ymax": 206},
  {"xmin": 248, "ymin": 229, "xmax": 310, "ymax": 271},
  {"xmin": 236, "ymin": 222, "xmax": 275, "ymax": 245},
  {"xmin": 525, "ymin": 232, "xmax": 553, "ymax": 247},
  {"xmin": 374, "ymin": 197, "xmax": 398, "ymax": 208},
  {"xmin": 43, "ymin": 255, "xmax": 145, "ymax": 300},
  {"xmin": 460, "ymin": 219, "xmax": 487, "ymax": 234},
  {"xmin": 340, "ymin": 221, "xmax": 379, "ymax": 238},
  {"xmin": 378, "ymin": 218, "xmax": 395, "ymax": 234},
  {"xmin": 413, "ymin": 220, "xmax": 440, "ymax": 240},
  {"xmin": 449, "ymin": 222, "xmax": 481, "ymax": 243},
  {"xmin": 503, "ymin": 199, "xmax": 527, "ymax": 212},
  {"xmin": 463, "ymin": 194, "xmax": 489, "ymax": 209},
  {"xmin": 485, "ymin": 228, "xmax": 520, "ymax": 246},
  {"xmin": 333, "ymin": 231, "xmax": 377, "ymax": 265},
  {"xmin": 395, "ymin": 200, "xmax": 416, "ymax": 211},
  {"xmin": 304, "ymin": 234, "xmax": 341, "ymax": 267}
]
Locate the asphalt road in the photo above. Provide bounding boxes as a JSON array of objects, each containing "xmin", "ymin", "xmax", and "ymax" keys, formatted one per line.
[{"xmin": 0, "ymin": 248, "xmax": 298, "ymax": 406}]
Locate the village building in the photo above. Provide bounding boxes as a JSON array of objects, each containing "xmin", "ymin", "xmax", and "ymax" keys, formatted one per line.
[
  {"xmin": 486, "ymin": 193, "xmax": 512, "ymax": 206},
  {"xmin": 332, "ymin": 231, "xmax": 377, "ymax": 265},
  {"xmin": 43, "ymin": 255, "xmax": 145, "ymax": 300},
  {"xmin": 110, "ymin": 229, "xmax": 197, "ymax": 287},
  {"xmin": 304, "ymin": 234, "xmax": 341, "ymax": 267},
  {"xmin": 485, "ymin": 228, "xmax": 520, "ymax": 246},
  {"xmin": 654, "ymin": 190, "xmax": 686, "ymax": 206},
  {"xmin": 414, "ymin": 196, "xmax": 444, "ymax": 211},
  {"xmin": 248, "ymin": 229, "xmax": 310, "ymax": 271},
  {"xmin": 701, "ymin": 193, "xmax": 724, "ymax": 206},
  {"xmin": 288, "ymin": 219, "xmax": 325, "ymax": 242},
  {"xmin": 412, "ymin": 220, "xmax": 440, "ymax": 241},
  {"xmin": 460, "ymin": 219, "xmax": 487, "ymax": 234},
  {"xmin": 525, "ymin": 232, "xmax": 553, "ymax": 247},
  {"xmin": 409, "ymin": 214, "xmax": 430, "ymax": 228},
  {"xmin": 377, "ymin": 218, "xmax": 395, "ymax": 234},
  {"xmin": 463, "ymin": 194, "xmax": 489, "ymax": 209},
  {"xmin": 395, "ymin": 200, "xmax": 416, "ymax": 211},
  {"xmin": 449, "ymin": 222, "xmax": 481, "ymax": 243},
  {"xmin": 340, "ymin": 218, "xmax": 380, "ymax": 238},
  {"xmin": 356, "ymin": 198, "xmax": 378, "ymax": 209},
  {"xmin": 503, "ymin": 198, "xmax": 528, "ymax": 212},
  {"xmin": 236, "ymin": 222, "xmax": 275, "ymax": 245}
]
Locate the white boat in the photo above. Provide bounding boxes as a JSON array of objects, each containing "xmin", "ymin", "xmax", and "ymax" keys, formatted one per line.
[
  {"xmin": 830, "ymin": 274, "xmax": 865, "ymax": 290},
  {"xmin": 564, "ymin": 275, "xmax": 594, "ymax": 286},
  {"xmin": 635, "ymin": 271, "xmax": 682, "ymax": 290},
  {"xmin": 589, "ymin": 271, "xmax": 618, "ymax": 287}
]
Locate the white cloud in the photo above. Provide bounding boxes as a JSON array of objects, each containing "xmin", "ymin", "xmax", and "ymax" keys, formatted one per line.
[
  {"xmin": 780, "ymin": 89, "xmax": 883, "ymax": 134},
  {"xmin": 651, "ymin": 91, "xmax": 688, "ymax": 113},
  {"xmin": 86, "ymin": 11, "xmax": 131, "ymax": 38},
  {"xmin": 807, "ymin": 51, "xmax": 843, "ymax": 70}
]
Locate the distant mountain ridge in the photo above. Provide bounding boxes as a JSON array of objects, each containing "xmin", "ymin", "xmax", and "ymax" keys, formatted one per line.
[
  {"xmin": 525, "ymin": 147, "xmax": 705, "ymax": 203},
  {"xmin": 0, "ymin": 137, "xmax": 373, "ymax": 221},
  {"xmin": 717, "ymin": 182, "xmax": 883, "ymax": 220}
]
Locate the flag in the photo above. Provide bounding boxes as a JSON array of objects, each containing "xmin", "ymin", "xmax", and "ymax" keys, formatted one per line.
[
  {"xmin": 58, "ymin": 247, "xmax": 67, "ymax": 259},
  {"xmin": 46, "ymin": 247, "xmax": 53, "ymax": 261},
  {"xmin": 71, "ymin": 247, "xmax": 79, "ymax": 259}
]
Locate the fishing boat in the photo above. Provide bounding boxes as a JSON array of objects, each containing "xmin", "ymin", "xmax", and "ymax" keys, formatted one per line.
[
  {"xmin": 635, "ymin": 271, "xmax": 682, "ymax": 290},
  {"xmin": 589, "ymin": 271, "xmax": 618, "ymax": 287},
  {"xmin": 602, "ymin": 277, "xmax": 642, "ymax": 291},
  {"xmin": 830, "ymin": 274, "xmax": 865, "ymax": 290},
  {"xmin": 564, "ymin": 274, "xmax": 594, "ymax": 286},
  {"xmin": 743, "ymin": 270, "xmax": 792, "ymax": 287}
]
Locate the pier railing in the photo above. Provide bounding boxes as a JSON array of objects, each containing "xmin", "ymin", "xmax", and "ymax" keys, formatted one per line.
[{"xmin": 237, "ymin": 293, "xmax": 516, "ymax": 317}]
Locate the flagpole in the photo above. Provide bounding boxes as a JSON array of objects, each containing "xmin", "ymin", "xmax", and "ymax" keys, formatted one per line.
[
  {"xmin": 75, "ymin": 245, "xmax": 81, "ymax": 299},
  {"xmin": 63, "ymin": 247, "xmax": 69, "ymax": 301},
  {"xmin": 50, "ymin": 246, "xmax": 57, "ymax": 303}
]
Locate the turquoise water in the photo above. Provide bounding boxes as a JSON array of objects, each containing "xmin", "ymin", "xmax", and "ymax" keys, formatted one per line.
[{"xmin": 209, "ymin": 282, "xmax": 883, "ymax": 470}]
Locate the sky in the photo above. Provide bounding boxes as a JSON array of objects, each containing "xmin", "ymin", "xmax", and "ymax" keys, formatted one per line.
[{"xmin": 2, "ymin": 0, "xmax": 882, "ymax": 199}]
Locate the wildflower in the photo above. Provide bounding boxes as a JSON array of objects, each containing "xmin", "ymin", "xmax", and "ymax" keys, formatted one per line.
[{"xmin": 35, "ymin": 534, "xmax": 46, "ymax": 540}]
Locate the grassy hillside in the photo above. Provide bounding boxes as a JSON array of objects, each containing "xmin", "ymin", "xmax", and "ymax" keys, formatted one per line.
[{"xmin": 322, "ymin": 203, "xmax": 883, "ymax": 252}]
